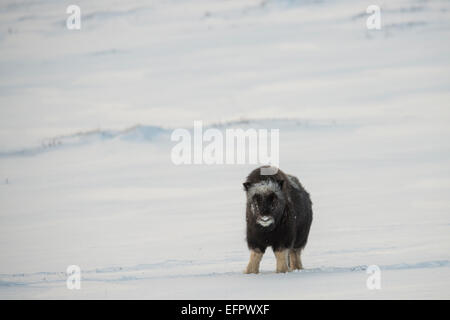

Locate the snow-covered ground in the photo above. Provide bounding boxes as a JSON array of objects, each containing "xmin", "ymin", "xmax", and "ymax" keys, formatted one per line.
[{"xmin": 0, "ymin": 0, "xmax": 450, "ymax": 299}]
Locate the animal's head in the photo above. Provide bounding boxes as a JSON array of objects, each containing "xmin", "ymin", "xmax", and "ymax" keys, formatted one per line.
[{"xmin": 243, "ymin": 178, "xmax": 286, "ymax": 230}]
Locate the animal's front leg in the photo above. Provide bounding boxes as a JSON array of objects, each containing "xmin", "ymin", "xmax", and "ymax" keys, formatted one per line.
[
  {"xmin": 289, "ymin": 249, "xmax": 303, "ymax": 270},
  {"xmin": 274, "ymin": 249, "xmax": 289, "ymax": 273},
  {"xmin": 244, "ymin": 249, "xmax": 264, "ymax": 274}
]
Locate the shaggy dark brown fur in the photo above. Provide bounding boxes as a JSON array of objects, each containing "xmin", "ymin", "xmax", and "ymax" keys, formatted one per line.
[{"xmin": 243, "ymin": 166, "xmax": 313, "ymax": 273}]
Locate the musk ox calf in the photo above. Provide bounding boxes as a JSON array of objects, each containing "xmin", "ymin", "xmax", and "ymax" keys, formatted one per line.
[{"xmin": 243, "ymin": 166, "xmax": 313, "ymax": 273}]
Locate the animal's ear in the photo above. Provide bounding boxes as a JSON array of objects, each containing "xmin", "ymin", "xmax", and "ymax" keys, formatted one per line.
[
  {"xmin": 243, "ymin": 182, "xmax": 252, "ymax": 191},
  {"xmin": 278, "ymin": 180, "xmax": 284, "ymax": 189}
]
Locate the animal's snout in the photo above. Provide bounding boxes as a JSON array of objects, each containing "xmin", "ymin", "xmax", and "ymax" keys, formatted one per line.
[{"xmin": 256, "ymin": 215, "xmax": 274, "ymax": 227}]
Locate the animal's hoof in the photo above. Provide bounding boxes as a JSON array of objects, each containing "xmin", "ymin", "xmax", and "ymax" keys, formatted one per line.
[
  {"xmin": 276, "ymin": 268, "xmax": 288, "ymax": 273},
  {"xmin": 244, "ymin": 271, "xmax": 258, "ymax": 274}
]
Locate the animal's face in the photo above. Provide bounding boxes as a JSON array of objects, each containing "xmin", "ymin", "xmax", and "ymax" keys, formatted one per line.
[{"xmin": 243, "ymin": 180, "xmax": 285, "ymax": 229}]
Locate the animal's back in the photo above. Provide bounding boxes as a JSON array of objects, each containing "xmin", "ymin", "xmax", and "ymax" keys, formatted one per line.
[{"xmin": 287, "ymin": 173, "xmax": 313, "ymax": 250}]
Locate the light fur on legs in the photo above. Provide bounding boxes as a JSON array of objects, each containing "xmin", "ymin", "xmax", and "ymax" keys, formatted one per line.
[
  {"xmin": 274, "ymin": 249, "xmax": 289, "ymax": 273},
  {"xmin": 244, "ymin": 250, "xmax": 264, "ymax": 274},
  {"xmin": 289, "ymin": 249, "xmax": 303, "ymax": 270}
]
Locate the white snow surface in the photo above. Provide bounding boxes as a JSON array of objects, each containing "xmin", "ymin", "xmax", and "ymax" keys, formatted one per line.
[{"xmin": 0, "ymin": 0, "xmax": 450, "ymax": 299}]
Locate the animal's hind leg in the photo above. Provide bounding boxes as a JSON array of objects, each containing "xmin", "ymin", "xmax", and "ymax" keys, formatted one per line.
[{"xmin": 289, "ymin": 249, "xmax": 303, "ymax": 270}]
